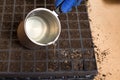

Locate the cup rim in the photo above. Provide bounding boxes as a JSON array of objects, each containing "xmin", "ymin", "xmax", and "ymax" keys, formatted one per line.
[{"xmin": 24, "ymin": 8, "xmax": 61, "ymax": 46}]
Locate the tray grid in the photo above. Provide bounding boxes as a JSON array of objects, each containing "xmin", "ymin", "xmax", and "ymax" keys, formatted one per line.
[{"xmin": 0, "ymin": 0, "xmax": 97, "ymax": 79}]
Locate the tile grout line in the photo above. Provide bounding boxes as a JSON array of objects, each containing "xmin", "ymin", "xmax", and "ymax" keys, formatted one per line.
[{"xmin": 8, "ymin": 0, "xmax": 16, "ymax": 72}]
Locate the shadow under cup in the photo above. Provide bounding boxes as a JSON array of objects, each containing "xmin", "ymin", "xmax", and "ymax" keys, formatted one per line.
[{"xmin": 17, "ymin": 8, "xmax": 61, "ymax": 49}]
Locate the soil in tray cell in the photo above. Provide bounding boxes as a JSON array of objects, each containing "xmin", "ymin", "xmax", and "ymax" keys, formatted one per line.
[
  {"xmin": 35, "ymin": 62, "xmax": 46, "ymax": 72},
  {"xmin": 14, "ymin": 14, "xmax": 23, "ymax": 22},
  {"xmin": 83, "ymin": 50, "xmax": 95, "ymax": 59},
  {"xmin": 81, "ymin": 30, "xmax": 92, "ymax": 38},
  {"xmin": 48, "ymin": 50, "xmax": 58, "ymax": 60},
  {"xmin": 80, "ymin": 21, "xmax": 90, "ymax": 29},
  {"xmin": 68, "ymin": 13, "xmax": 77, "ymax": 20},
  {"xmin": 15, "ymin": 6, "xmax": 24, "ymax": 13},
  {"xmin": 0, "ymin": 62, "xmax": 8, "ymax": 72},
  {"xmin": 25, "ymin": 0, "xmax": 34, "ymax": 5},
  {"xmin": 59, "ymin": 50, "xmax": 71, "ymax": 59},
  {"xmin": 22, "ymin": 50, "xmax": 34, "ymax": 61},
  {"xmin": 0, "ymin": 14, "xmax": 1, "ymax": 21},
  {"xmin": 46, "ymin": 0, "xmax": 54, "ymax": 4},
  {"xmin": 0, "ymin": 0, "xmax": 4, "ymax": 5},
  {"xmin": 5, "ymin": 6, "xmax": 13, "ymax": 13},
  {"xmin": 22, "ymin": 62, "xmax": 34, "ymax": 72},
  {"xmin": 3, "ymin": 14, "xmax": 12, "ymax": 22},
  {"xmin": 73, "ymin": 60, "xmax": 83, "ymax": 71},
  {"xmin": 16, "ymin": 0, "xmax": 24, "ymax": 5},
  {"xmin": 36, "ymin": 0, "xmax": 44, "ymax": 5},
  {"xmin": 78, "ymin": 13, "xmax": 88, "ymax": 20},
  {"xmin": 61, "ymin": 61, "xmax": 72, "ymax": 71},
  {"xmin": 69, "ymin": 22, "xmax": 78, "ymax": 29},
  {"xmin": 0, "ymin": 31, "xmax": 10, "ymax": 39},
  {"xmin": 12, "ymin": 31, "xmax": 17, "ymax": 39},
  {"xmin": 6, "ymin": 0, "xmax": 14, "ymax": 5},
  {"xmin": 11, "ymin": 40, "xmax": 23, "ymax": 50},
  {"xmin": 10, "ymin": 50, "xmax": 21, "ymax": 60},
  {"xmin": 25, "ymin": 6, "xmax": 34, "ymax": 13},
  {"xmin": 82, "ymin": 39, "xmax": 94, "ymax": 48},
  {"xmin": 70, "ymin": 30, "xmax": 80, "ymax": 39},
  {"xmin": 83, "ymin": 60, "xmax": 97, "ymax": 71},
  {"xmin": 13, "ymin": 22, "xmax": 20, "ymax": 30},
  {"xmin": 59, "ymin": 40, "xmax": 70, "ymax": 49},
  {"xmin": 0, "ymin": 39, "xmax": 10, "ymax": 50},
  {"xmin": 70, "ymin": 49, "xmax": 83, "ymax": 59},
  {"xmin": 71, "ymin": 40, "xmax": 81, "ymax": 48},
  {"xmin": 59, "ymin": 13, "xmax": 67, "ymax": 21},
  {"xmin": 48, "ymin": 62, "xmax": 59, "ymax": 72},
  {"xmin": 10, "ymin": 62, "xmax": 21, "ymax": 72},
  {"xmin": 0, "ymin": 7, "xmax": 2, "ymax": 14},
  {"xmin": 61, "ymin": 21, "xmax": 68, "ymax": 29},
  {"xmin": 59, "ymin": 30, "xmax": 69, "ymax": 39},
  {"xmin": 2, "ymin": 22, "xmax": 11, "ymax": 30},
  {"xmin": 0, "ymin": 51, "xmax": 9, "ymax": 60},
  {"xmin": 48, "ymin": 42, "xmax": 58, "ymax": 49},
  {"xmin": 77, "ymin": 5, "xmax": 87, "ymax": 12},
  {"xmin": 36, "ymin": 50, "xmax": 46, "ymax": 60}
]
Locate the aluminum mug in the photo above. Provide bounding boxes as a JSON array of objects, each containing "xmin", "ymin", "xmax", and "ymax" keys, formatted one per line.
[{"xmin": 17, "ymin": 8, "xmax": 61, "ymax": 49}]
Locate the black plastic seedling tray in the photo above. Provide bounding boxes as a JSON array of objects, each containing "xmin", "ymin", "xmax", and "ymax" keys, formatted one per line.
[{"xmin": 0, "ymin": 0, "xmax": 97, "ymax": 79}]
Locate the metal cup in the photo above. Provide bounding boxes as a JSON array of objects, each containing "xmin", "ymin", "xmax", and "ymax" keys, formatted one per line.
[{"xmin": 17, "ymin": 8, "xmax": 61, "ymax": 49}]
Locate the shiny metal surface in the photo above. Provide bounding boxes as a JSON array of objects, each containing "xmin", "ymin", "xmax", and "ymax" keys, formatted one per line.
[{"xmin": 17, "ymin": 8, "xmax": 61, "ymax": 49}]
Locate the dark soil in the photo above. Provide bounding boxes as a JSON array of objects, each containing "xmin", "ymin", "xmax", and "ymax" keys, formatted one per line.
[
  {"xmin": 61, "ymin": 21, "xmax": 68, "ymax": 29},
  {"xmin": 70, "ymin": 30, "xmax": 80, "ymax": 39},
  {"xmin": 3, "ymin": 14, "xmax": 12, "ymax": 22},
  {"xmin": 0, "ymin": 40, "xmax": 10, "ymax": 49},
  {"xmin": 10, "ymin": 62, "xmax": 21, "ymax": 72},
  {"xmin": 59, "ymin": 14, "xmax": 67, "ymax": 21},
  {"xmin": 80, "ymin": 21, "xmax": 90, "ymax": 29},
  {"xmin": 2, "ymin": 22, "xmax": 12, "ymax": 30},
  {"xmin": 69, "ymin": 22, "xmax": 79, "ymax": 29},
  {"xmin": 81, "ymin": 30, "xmax": 92, "ymax": 38},
  {"xmin": 35, "ymin": 62, "xmax": 46, "ymax": 72},
  {"xmin": 0, "ymin": 62, "xmax": 8, "ymax": 72},
  {"xmin": 83, "ymin": 60, "xmax": 97, "ymax": 71},
  {"xmin": 61, "ymin": 61, "xmax": 72, "ymax": 71},
  {"xmin": 10, "ymin": 50, "xmax": 21, "ymax": 60},
  {"xmin": 60, "ymin": 30, "xmax": 69, "ymax": 39},
  {"xmin": 0, "ymin": 51, "xmax": 9, "ymax": 60},
  {"xmin": 59, "ymin": 40, "xmax": 70, "ymax": 48},
  {"xmin": 36, "ymin": 50, "xmax": 46, "ymax": 60},
  {"xmin": 79, "ymin": 13, "xmax": 88, "ymax": 20},
  {"xmin": 48, "ymin": 62, "xmax": 59, "ymax": 72},
  {"xmin": 78, "ymin": 5, "xmax": 87, "ymax": 12},
  {"xmin": 5, "ymin": 6, "xmax": 13, "ymax": 13},
  {"xmin": 73, "ymin": 60, "xmax": 83, "ymax": 71},
  {"xmin": 0, "ymin": 31, "xmax": 10, "ymax": 39},
  {"xmin": 68, "ymin": 13, "xmax": 77, "ymax": 20},
  {"xmin": 82, "ymin": 39, "xmax": 94, "ymax": 48},
  {"xmin": 71, "ymin": 40, "xmax": 81, "ymax": 48}
]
